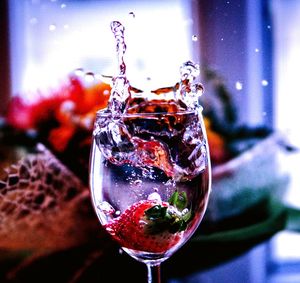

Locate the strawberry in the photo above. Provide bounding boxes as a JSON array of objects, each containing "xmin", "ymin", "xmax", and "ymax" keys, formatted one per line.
[{"xmin": 104, "ymin": 191, "xmax": 191, "ymax": 253}]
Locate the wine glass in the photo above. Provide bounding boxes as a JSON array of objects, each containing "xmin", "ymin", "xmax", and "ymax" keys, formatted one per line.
[{"xmin": 89, "ymin": 102, "xmax": 211, "ymax": 282}]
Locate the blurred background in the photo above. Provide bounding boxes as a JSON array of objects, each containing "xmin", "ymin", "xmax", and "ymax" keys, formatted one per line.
[{"xmin": 1, "ymin": 0, "xmax": 300, "ymax": 282}]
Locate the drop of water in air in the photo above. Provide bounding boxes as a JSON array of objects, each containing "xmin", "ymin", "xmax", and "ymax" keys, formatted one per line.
[
  {"xmin": 49, "ymin": 24, "xmax": 56, "ymax": 32},
  {"xmin": 74, "ymin": 68, "xmax": 84, "ymax": 77},
  {"xmin": 235, "ymin": 81, "xmax": 243, "ymax": 90},
  {"xmin": 84, "ymin": 72, "xmax": 95, "ymax": 83},
  {"xmin": 129, "ymin": 11, "xmax": 135, "ymax": 18}
]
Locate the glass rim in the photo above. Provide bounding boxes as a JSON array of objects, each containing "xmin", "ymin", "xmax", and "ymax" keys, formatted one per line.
[{"xmin": 95, "ymin": 107, "xmax": 203, "ymax": 119}]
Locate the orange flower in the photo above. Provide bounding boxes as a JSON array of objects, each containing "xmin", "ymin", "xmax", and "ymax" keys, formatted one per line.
[
  {"xmin": 48, "ymin": 124, "xmax": 76, "ymax": 152},
  {"xmin": 204, "ymin": 118, "xmax": 229, "ymax": 164},
  {"xmin": 6, "ymin": 74, "xmax": 111, "ymax": 153}
]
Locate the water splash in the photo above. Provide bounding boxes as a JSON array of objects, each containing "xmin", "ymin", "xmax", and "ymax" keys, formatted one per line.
[
  {"xmin": 178, "ymin": 61, "xmax": 203, "ymax": 109},
  {"xmin": 107, "ymin": 21, "xmax": 203, "ymax": 114},
  {"xmin": 180, "ymin": 61, "xmax": 200, "ymax": 82},
  {"xmin": 111, "ymin": 21, "xmax": 127, "ymax": 76},
  {"xmin": 108, "ymin": 21, "xmax": 131, "ymax": 114}
]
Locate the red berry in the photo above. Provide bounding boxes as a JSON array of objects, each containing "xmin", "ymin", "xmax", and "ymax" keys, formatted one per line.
[{"xmin": 104, "ymin": 200, "xmax": 182, "ymax": 253}]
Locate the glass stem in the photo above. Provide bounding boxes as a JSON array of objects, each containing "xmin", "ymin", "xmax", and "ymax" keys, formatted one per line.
[{"xmin": 146, "ymin": 263, "xmax": 161, "ymax": 283}]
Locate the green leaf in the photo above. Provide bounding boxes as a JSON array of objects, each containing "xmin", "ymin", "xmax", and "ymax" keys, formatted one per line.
[
  {"xmin": 144, "ymin": 205, "xmax": 167, "ymax": 220},
  {"xmin": 168, "ymin": 190, "xmax": 179, "ymax": 206},
  {"xmin": 168, "ymin": 190, "xmax": 188, "ymax": 210},
  {"xmin": 176, "ymin": 192, "xmax": 188, "ymax": 210}
]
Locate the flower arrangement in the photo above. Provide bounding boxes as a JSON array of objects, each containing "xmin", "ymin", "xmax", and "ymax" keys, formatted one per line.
[{"xmin": 4, "ymin": 71, "xmax": 111, "ymax": 184}]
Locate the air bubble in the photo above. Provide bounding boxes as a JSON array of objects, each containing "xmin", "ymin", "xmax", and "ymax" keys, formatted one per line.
[
  {"xmin": 61, "ymin": 3, "xmax": 66, "ymax": 8},
  {"xmin": 261, "ymin": 80, "xmax": 268, "ymax": 86},
  {"xmin": 255, "ymin": 48, "xmax": 259, "ymax": 53},
  {"xmin": 133, "ymin": 179, "xmax": 142, "ymax": 186},
  {"xmin": 148, "ymin": 192, "xmax": 162, "ymax": 202},
  {"xmin": 192, "ymin": 35, "xmax": 198, "ymax": 42}
]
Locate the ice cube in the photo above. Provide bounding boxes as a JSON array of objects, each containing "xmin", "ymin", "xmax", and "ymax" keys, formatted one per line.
[{"xmin": 94, "ymin": 118, "xmax": 134, "ymax": 162}]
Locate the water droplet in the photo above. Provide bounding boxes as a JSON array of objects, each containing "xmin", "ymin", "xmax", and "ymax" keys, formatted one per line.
[
  {"xmin": 192, "ymin": 35, "xmax": 198, "ymax": 42},
  {"xmin": 221, "ymin": 38, "xmax": 224, "ymax": 41},
  {"xmin": 235, "ymin": 81, "xmax": 243, "ymax": 90},
  {"xmin": 129, "ymin": 11, "xmax": 135, "ymax": 18},
  {"xmin": 74, "ymin": 68, "xmax": 84, "ymax": 77},
  {"xmin": 262, "ymin": 111, "xmax": 267, "ymax": 116},
  {"xmin": 61, "ymin": 3, "xmax": 66, "ymax": 8},
  {"xmin": 226, "ymin": 1, "xmax": 230, "ymax": 3},
  {"xmin": 115, "ymin": 210, "xmax": 121, "ymax": 216},
  {"xmin": 97, "ymin": 201, "xmax": 115, "ymax": 215},
  {"xmin": 255, "ymin": 48, "xmax": 259, "ymax": 53},
  {"xmin": 49, "ymin": 24, "xmax": 56, "ymax": 32},
  {"xmin": 29, "ymin": 17, "xmax": 38, "ymax": 25},
  {"xmin": 267, "ymin": 25, "xmax": 271, "ymax": 29},
  {"xmin": 85, "ymin": 72, "xmax": 95, "ymax": 83}
]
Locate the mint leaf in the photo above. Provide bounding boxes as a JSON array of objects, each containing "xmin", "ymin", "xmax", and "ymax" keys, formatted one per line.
[{"xmin": 168, "ymin": 190, "xmax": 188, "ymax": 210}]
